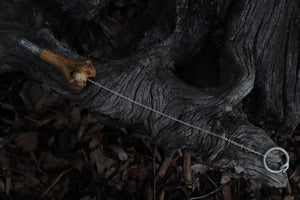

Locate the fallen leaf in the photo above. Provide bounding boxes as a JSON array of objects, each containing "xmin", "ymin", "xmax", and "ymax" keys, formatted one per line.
[
  {"xmin": 127, "ymin": 146, "xmax": 136, "ymax": 153},
  {"xmin": 85, "ymin": 122, "xmax": 104, "ymax": 135},
  {"xmin": 69, "ymin": 158, "xmax": 84, "ymax": 171},
  {"xmin": 0, "ymin": 149, "xmax": 10, "ymax": 169},
  {"xmin": 89, "ymin": 138, "xmax": 100, "ymax": 149},
  {"xmin": 90, "ymin": 148, "xmax": 116, "ymax": 175},
  {"xmin": 0, "ymin": 180, "xmax": 4, "ymax": 193},
  {"xmin": 104, "ymin": 167, "xmax": 116, "ymax": 179},
  {"xmin": 17, "ymin": 187, "xmax": 34, "ymax": 197},
  {"xmin": 115, "ymin": 0, "xmax": 126, "ymax": 7},
  {"xmin": 25, "ymin": 176, "xmax": 41, "ymax": 188},
  {"xmin": 222, "ymin": 185, "xmax": 232, "ymax": 200},
  {"xmin": 15, "ymin": 132, "xmax": 39, "ymax": 152},
  {"xmin": 288, "ymin": 152, "xmax": 297, "ymax": 162},
  {"xmin": 126, "ymin": 180, "xmax": 136, "ymax": 193},
  {"xmin": 34, "ymin": 118, "xmax": 52, "ymax": 127},
  {"xmin": 261, "ymin": 127, "xmax": 273, "ymax": 137},
  {"xmin": 6, "ymin": 174, "xmax": 11, "ymax": 195},
  {"xmin": 109, "ymin": 145, "xmax": 128, "ymax": 161},
  {"xmin": 79, "ymin": 196, "xmax": 96, "ymax": 200},
  {"xmin": 128, "ymin": 164, "xmax": 145, "ymax": 177},
  {"xmin": 284, "ymin": 195, "xmax": 294, "ymax": 200},
  {"xmin": 40, "ymin": 152, "xmax": 68, "ymax": 170},
  {"xmin": 191, "ymin": 164, "xmax": 207, "ymax": 174},
  {"xmin": 69, "ymin": 105, "xmax": 81, "ymax": 129},
  {"xmin": 77, "ymin": 115, "xmax": 89, "ymax": 140},
  {"xmin": 0, "ymin": 102, "xmax": 15, "ymax": 110},
  {"xmin": 286, "ymin": 178, "xmax": 293, "ymax": 195},
  {"xmin": 248, "ymin": 180, "xmax": 259, "ymax": 192},
  {"xmin": 53, "ymin": 116, "xmax": 69, "ymax": 130},
  {"xmin": 143, "ymin": 183, "xmax": 153, "ymax": 200},
  {"xmin": 0, "ymin": 116, "xmax": 14, "ymax": 125},
  {"xmin": 220, "ymin": 175, "xmax": 231, "ymax": 184},
  {"xmin": 19, "ymin": 81, "xmax": 63, "ymax": 111}
]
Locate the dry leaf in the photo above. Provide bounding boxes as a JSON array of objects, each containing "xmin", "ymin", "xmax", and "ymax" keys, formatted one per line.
[
  {"xmin": 128, "ymin": 164, "xmax": 145, "ymax": 177},
  {"xmin": 143, "ymin": 183, "xmax": 153, "ymax": 200},
  {"xmin": 69, "ymin": 105, "xmax": 81, "ymax": 129},
  {"xmin": 222, "ymin": 185, "xmax": 232, "ymax": 200},
  {"xmin": 34, "ymin": 118, "xmax": 52, "ymax": 127},
  {"xmin": 53, "ymin": 116, "xmax": 69, "ymax": 130},
  {"xmin": 85, "ymin": 122, "xmax": 104, "ymax": 135},
  {"xmin": 15, "ymin": 132, "xmax": 39, "ymax": 152},
  {"xmin": 0, "ymin": 102, "xmax": 15, "ymax": 110},
  {"xmin": 0, "ymin": 149, "xmax": 10, "ymax": 169},
  {"xmin": 288, "ymin": 152, "xmax": 297, "ymax": 162},
  {"xmin": 220, "ymin": 175, "xmax": 231, "ymax": 184},
  {"xmin": 249, "ymin": 179, "xmax": 261, "ymax": 191},
  {"xmin": 40, "ymin": 152, "xmax": 68, "ymax": 170},
  {"xmin": 0, "ymin": 180, "xmax": 4, "ymax": 193},
  {"xmin": 126, "ymin": 180, "xmax": 136, "ymax": 193},
  {"xmin": 284, "ymin": 195, "xmax": 294, "ymax": 200},
  {"xmin": 77, "ymin": 115, "xmax": 89, "ymax": 140},
  {"xmin": 109, "ymin": 145, "xmax": 128, "ymax": 161},
  {"xmin": 90, "ymin": 148, "xmax": 116, "ymax": 175},
  {"xmin": 6, "ymin": 174, "xmax": 11, "ymax": 195},
  {"xmin": 69, "ymin": 158, "xmax": 84, "ymax": 171},
  {"xmin": 19, "ymin": 81, "xmax": 63, "ymax": 111},
  {"xmin": 191, "ymin": 164, "xmax": 207, "ymax": 174}
]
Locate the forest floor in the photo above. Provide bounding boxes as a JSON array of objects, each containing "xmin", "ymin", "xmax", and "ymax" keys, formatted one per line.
[
  {"xmin": 0, "ymin": 69, "xmax": 299, "ymax": 200},
  {"xmin": 0, "ymin": 0, "xmax": 299, "ymax": 199}
]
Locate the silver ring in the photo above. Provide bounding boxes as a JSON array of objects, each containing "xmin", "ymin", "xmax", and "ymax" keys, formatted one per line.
[{"xmin": 263, "ymin": 147, "xmax": 289, "ymax": 174}]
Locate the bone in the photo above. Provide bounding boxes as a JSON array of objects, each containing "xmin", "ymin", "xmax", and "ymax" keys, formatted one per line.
[
  {"xmin": 19, "ymin": 38, "xmax": 96, "ymax": 90},
  {"xmin": 40, "ymin": 49, "xmax": 96, "ymax": 90}
]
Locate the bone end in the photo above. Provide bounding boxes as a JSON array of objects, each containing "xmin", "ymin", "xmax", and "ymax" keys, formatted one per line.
[{"xmin": 68, "ymin": 60, "xmax": 96, "ymax": 90}]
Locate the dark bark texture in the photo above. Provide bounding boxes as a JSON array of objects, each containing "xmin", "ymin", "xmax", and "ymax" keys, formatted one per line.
[{"xmin": 0, "ymin": 0, "xmax": 299, "ymax": 188}]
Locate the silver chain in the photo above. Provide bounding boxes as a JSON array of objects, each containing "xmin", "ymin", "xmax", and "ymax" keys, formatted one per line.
[
  {"xmin": 88, "ymin": 79, "xmax": 265, "ymax": 157},
  {"xmin": 88, "ymin": 79, "xmax": 290, "ymax": 174}
]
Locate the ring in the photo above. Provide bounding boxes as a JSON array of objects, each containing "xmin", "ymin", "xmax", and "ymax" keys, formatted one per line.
[{"xmin": 263, "ymin": 147, "xmax": 289, "ymax": 174}]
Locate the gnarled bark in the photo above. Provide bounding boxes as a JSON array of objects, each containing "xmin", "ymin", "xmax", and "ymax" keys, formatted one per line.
[{"xmin": 0, "ymin": 0, "xmax": 299, "ymax": 188}]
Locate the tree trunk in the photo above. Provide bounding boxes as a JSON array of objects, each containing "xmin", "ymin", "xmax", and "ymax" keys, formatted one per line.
[{"xmin": 0, "ymin": 0, "xmax": 299, "ymax": 188}]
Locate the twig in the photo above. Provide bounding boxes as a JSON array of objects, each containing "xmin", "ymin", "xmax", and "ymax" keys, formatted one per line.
[
  {"xmin": 136, "ymin": 177, "xmax": 140, "ymax": 200},
  {"xmin": 77, "ymin": 114, "xmax": 88, "ymax": 140},
  {"xmin": 157, "ymin": 152, "xmax": 174, "ymax": 179},
  {"xmin": 286, "ymin": 178, "xmax": 292, "ymax": 195},
  {"xmin": 158, "ymin": 188, "xmax": 165, "ymax": 200},
  {"xmin": 29, "ymin": 150, "xmax": 46, "ymax": 175},
  {"xmin": 0, "ymin": 116, "xmax": 14, "ymax": 125},
  {"xmin": 184, "ymin": 151, "xmax": 192, "ymax": 186},
  {"xmin": 0, "ymin": 170, "xmax": 43, "ymax": 193},
  {"xmin": 206, "ymin": 174, "xmax": 217, "ymax": 188},
  {"xmin": 5, "ymin": 171, "xmax": 11, "ymax": 195},
  {"xmin": 155, "ymin": 149, "xmax": 162, "ymax": 163},
  {"xmin": 8, "ymin": 167, "xmax": 45, "ymax": 189},
  {"xmin": 189, "ymin": 184, "xmax": 224, "ymax": 200},
  {"xmin": 153, "ymin": 145, "xmax": 157, "ymax": 200},
  {"xmin": 40, "ymin": 168, "xmax": 72, "ymax": 198}
]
